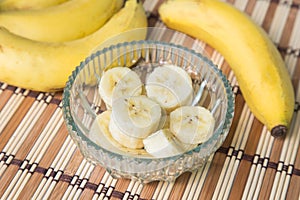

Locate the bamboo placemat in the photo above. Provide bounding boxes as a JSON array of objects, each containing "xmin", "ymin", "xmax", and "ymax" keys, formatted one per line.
[{"xmin": 0, "ymin": 0, "xmax": 299, "ymax": 199}]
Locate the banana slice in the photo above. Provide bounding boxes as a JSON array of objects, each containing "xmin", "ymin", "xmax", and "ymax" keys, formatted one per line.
[
  {"xmin": 111, "ymin": 95, "xmax": 162, "ymax": 139},
  {"xmin": 170, "ymin": 106, "xmax": 215, "ymax": 144},
  {"xmin": 99, "ymin": 67, "xmax": 143, "ymax": 108},
  {"xmin": 89, "ymin": 110, "xmax": 149, "ymax": 156},
  {"xmin": 143, "ymin": 129, "xmax": 196, "ymax": 158},
  {"xmin": 145, "ymin": 64, "xmax": 193, "ymax": 112},
  {"xmin": 89, "ymin": 110, "xmax": 126, "ymax": 153},
  {"xmin": 109, "ymin": 115, "xmax": 144, "ymax": 149}
]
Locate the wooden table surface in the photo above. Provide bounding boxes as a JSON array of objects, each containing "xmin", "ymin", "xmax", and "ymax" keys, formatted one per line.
[{"xmin": 0, "ymin": 0, "xmax": 299, "ymax": 199}]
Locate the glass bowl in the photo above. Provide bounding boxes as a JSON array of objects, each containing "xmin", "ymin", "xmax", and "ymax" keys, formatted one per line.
[{"xmin": 62, "ymin": 36, "xmax": 234, "ymax": 183}]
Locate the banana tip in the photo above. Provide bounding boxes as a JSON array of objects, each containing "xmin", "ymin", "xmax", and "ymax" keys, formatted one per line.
[{"xmin": 271, "ymin": 125, "xmax": 287, "ymax": 138}]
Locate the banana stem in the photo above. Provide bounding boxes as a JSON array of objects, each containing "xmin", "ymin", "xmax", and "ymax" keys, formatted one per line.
[{"xmin": 271, "ymin": 125, "xmax": 287, "ymax": 138}]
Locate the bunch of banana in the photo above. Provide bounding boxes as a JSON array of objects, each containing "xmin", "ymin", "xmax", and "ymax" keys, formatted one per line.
[
  {"xmin": 158, "ymin": 0, "xmax": 295, "ymax": 137},
  {"xmin": 0, "ymin": 0, "xmax": 124, "ymax": 42},
  {"xmin": 0, "ymin": 0, "xmax": 148, "ymax": 92},
  {"xmin": 90, "ymin": 65, "xmax": 215, "ymax": 158},
  {"xmin": 0, "ymin": 0, "xmax": 68, "ymax": 11}
]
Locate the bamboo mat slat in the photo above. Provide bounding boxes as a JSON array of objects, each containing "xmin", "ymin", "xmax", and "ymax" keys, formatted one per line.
[{"xmin": 1, "ymin": 0, "xmax": 300, "ymax": 199}]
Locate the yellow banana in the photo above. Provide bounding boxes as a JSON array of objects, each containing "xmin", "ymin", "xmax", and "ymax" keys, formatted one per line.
[
  {"xmin": 0, "ymin": 0, "xmax": 124, "ymax": 42},
  {"xmin": 0, "ymin": 0, "xmax": 68, "ymax": 11},
  {"xmin": 0, "ymin": 0, "xmax": 147, "ymax": 92},
  {"xmin": 158, "ymin": 0, "xmax": 295, "ymax": 137}
]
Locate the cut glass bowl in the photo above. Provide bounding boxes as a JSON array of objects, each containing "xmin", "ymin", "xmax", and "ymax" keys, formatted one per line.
[{"xmin": 62, "ymin": 38, "xmax": 234, "ymax": 183}]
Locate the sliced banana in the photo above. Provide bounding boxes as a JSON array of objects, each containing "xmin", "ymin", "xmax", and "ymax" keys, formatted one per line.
[
  {"xmin": 143, "ymin": 129, "xmax": 196, "ymax": 158},
  {"xmin": 111, "ymin": 95, "xmax": 162, "ymax": 139},
  {"xmin": 109, "ymin": 115, "xmax": 144, "ymax": 149},
  {"xmin": 89, "ymin": 110, "xmax": 149, "ymax": 156},
  {"xmin": 99, "ymin": 67, "xmax": 143, "ymax": 108},
  {"xmin": 145, "ymin": 64, "xmax": 193, "ymax": 112},
  {"xmin": 170, "ymin": 106, "xmax": 215, "ymax": 144},
  {"xmin": 89, "ymin": 110, "xmax": 126, "ymax": 153}
]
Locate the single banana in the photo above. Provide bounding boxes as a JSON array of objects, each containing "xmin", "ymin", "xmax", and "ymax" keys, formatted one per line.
[
  {"xmin": 145, "ymin": 64, "xmax": 194, "ymax": 112},
  {"xmin": 111, "ymin": 95, "xmax": 162, "ymax": 139},
  {"xmin": 170, "ymin": 106, "xmax": 215, "ymax": 144},
  {"xmin": 89, "ymin": 110, "xmax": 149, "ymax": 156},
  {"xmin": 99, "ymin": 67, "xmax": 143, "ymax": 109},
  {"xmin": 0, "ymin": 0, "xmax": 68, "ymax": 11},
  {"xmin": 0, "ymin": 0, "xmax": 124, "ymax": 42},
  {"xmin": 0, "ymin": 0, "xmax": 147, "ymax": 92},
  {"xmin": 143, "ymin": 128, "xmax": 196, "ymax": 157},
  {"xmin": 159, "ymin": 0, "xmax": 295, "ymax": 137}
]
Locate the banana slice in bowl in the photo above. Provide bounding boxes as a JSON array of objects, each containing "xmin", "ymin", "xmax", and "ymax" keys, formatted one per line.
[
  {"xmin": 99, "ymin": 67, "xmax": 143, "ymax": 108},
  {"xmin": 111, "ymin": 95, "xmax": 162, "ymax": 139},
  {"xmin": 89, "ymin": 110, "xmax": 149, "ymax": 156},
  {"xmin": 170, "ymin": 106, "xmax": 215, "ymax": 144},
  {"xmin": 143, "ymin": 129, "xmax": 196, "ymax": 158},
  {"xmin": 145, "ymin": 64, "xmax": 193, "ymax": 112},
  {"xmin": 109, "ymin": 115, "xmax": 145, "ymax": 149}
]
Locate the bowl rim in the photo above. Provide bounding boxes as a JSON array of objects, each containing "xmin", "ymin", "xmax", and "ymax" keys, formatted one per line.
[{"xmin": 62, "ymin": 40, "xmax": 235, "ymax": 162}]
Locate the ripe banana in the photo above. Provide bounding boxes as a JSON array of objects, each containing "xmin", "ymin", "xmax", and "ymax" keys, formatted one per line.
[
  {"xmin": 0, "ymin": 0, "xmax": 68, "ymax": 11},
  {"xmin": 111, "ymin": 95, "xmax": 162, "ymax": 139},
  {"xmin": 143, "ymin": 129, "xmax": 196, "ymax": 157},
  {"xmin": 0, "ymin": 0, "xmax": 147, "ymax": 92},
  {"xmin": 145, "ymin": 64, "xmax": 193, "ymax": 112},
  {"xmin": 89, "ymin": 110, "xmax": 149, "ymax": 156},
  {"xmin": 159, "ymin": 0, "xmax": 295, "ymax": 137},
  {"xmin": 99, "ymin": 67, "xmax": 143, "ymax": 108},
  {"xmin": 170, "ymin": 106, "xmax": 215, "ymax": 144},
  {"xmin": 0, "ymin": 0, "xmax": 124, "ymax": 42}
]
